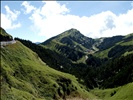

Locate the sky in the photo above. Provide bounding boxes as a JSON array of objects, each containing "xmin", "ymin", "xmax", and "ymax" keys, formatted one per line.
[{"xmin": 1, "ymin": 1, "xmax": 133, "ymax": 42}]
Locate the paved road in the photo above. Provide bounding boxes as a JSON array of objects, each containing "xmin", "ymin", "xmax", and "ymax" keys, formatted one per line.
[{"xmin": 0, "ymin": 40, "xmax": 16, "ymax": 47}]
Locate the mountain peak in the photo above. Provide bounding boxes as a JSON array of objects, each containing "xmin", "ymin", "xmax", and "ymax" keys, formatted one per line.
[
  {"xmin": 62, "ymin": 28, "xmax": 82, "ymax": 37},
  {"xmin": 66, "ymin": 28, "xmax": 80, "ymax": 33},
  {"xmin": 68, "ymin": 28, "xmax": 79, "ymax": 32}
]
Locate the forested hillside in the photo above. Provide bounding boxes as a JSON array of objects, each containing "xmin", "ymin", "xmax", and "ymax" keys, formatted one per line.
[
  {"xmin": 15, "ymin": 29, "xmax": 133, "ymax": 90},
  {"xmin": 1, "ymin": 28, "xmax": 133, "ymax": 100}
]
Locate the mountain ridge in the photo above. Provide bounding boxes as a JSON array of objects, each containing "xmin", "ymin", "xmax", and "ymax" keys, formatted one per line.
[
  {"xmin": 1, "ymin": 27, "xmax": 133, "ymax": 100},
  {"xmin": 41, "ymin": 28, "xmax": 133, "ymax": 62},
  {"xmin": 40, "ymin": 28, "xmax": 133, "ymax": 88},
  {"xmin": 41, "ymin": 28, "xmax": 95, "ymax": 62}
]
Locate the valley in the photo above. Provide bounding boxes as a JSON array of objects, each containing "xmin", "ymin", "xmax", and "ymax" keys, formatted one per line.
[{"xmin": 1, "ymin": 27, "xmax": 133, "ymax": 100}]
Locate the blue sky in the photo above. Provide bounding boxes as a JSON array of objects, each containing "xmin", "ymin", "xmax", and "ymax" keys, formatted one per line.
[{"xmin": 1, "ymin": 1, "xmax": 133, "ymax": 42}]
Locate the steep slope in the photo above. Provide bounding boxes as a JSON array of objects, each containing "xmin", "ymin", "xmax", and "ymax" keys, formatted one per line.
[
  {"xmin": 1, "ymin": 40, "xmax": 97, "ymax": 100},
  {"xmin": 91, "ymin": 82, "xmax": 133, "ymax": 100},
  {"xmin": 14, "ymin": 38, "xmax": 91, "ymax": 90},
  {"xmin": 99, "ymin": 53, "xmax": 133, "ymax": 88},
  {"xmin": 41, "ymin": 28, "xmax": 95, "ymax": 62},
  {"xmin": 0, "ymin": 27, "xmax": 13, "ymax": 41},
  {"xmin": 43, "ymin": 28, "xmax": 94, "ymax": 50},
  {"xmin": 93, "ymin": 33, "xmax": 133, "ymax": 58},
  {"xmin": 31, "ymin": 28, "xmax": 133, "ymax": 89},
  {"xmin": 14, "ymin": 38, "xmax": 79, "ymax": 73},
  {"xmin": 86, "ymin": 33, "xmax": 133, "ymax": 68},
  {"xmin": 85, "ymin": 33, "xmax": 133, "ymax": 88},
  {"xmin": 1, "ymin": 27, "xmax": 133, "ymax": 100},
  {"xmin": 41, "ymin": 28, "xmax": 133, "ymax": 62},
  {"xmin": 97, "ymin": 35, "xmax": 124, "ymax": 51}
]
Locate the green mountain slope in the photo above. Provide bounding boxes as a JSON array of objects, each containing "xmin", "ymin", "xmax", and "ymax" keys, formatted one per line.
[
  {"xmin": 0, "ymin": 27, "xmax": 13, "ymax": 41},
  {"xmin": 1, "ymin": 27, "xmax": 133, "ymax": 100},
  {"xmin": 91, "ymin": 82, "xmax": 133, "ymax": 100},
  {"xmin": 14, "ymin": 38, "xmax": 79, "ymax": 73},
  {"xmin": 93, "ymin": 33, "xmax": 133, "ymax": 58},
  {"xmin": 85, "ymin": 33, "xmax": 133, "ymax": 88},
  {"xmin": 40, "ymin": 28, "xmax": 133, "ymax": 89},
  {"xmin": 41, "ymin": 28, "xmax": 133, "ymax": 64},
  {"xmin": 41, "ymin": 28, "xmax": 95, "ymax": 62},
  {"xmin": 1, "ymin": 40, "xmax": 97, "ymax": 100},
  {"xmin": 97, "ymin": 35, "xmax": 124, "ymax": 50}
]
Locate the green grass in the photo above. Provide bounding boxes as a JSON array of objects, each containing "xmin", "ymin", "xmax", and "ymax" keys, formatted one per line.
[
  {"xmin": 1, "ymin": 41, "xmax": 97, "ymax": 100},
  {"xmin": 123, "ymin": 51, "xmax": 133, "ymax": 56},
  {"xmin": 120, "ymin": 41, "xmax": 133, "ymax": 46},
  {"xmin": 93, "ymin": 48, "xmax": 110, "ymax": 58},
  {"xmin": 108, "ymin": 82, "xmax": 133, "ymax": 100},
  {"xmin": 76, "ymin": 56, "xmax": 87, "ymax": 64},
  {"xmin": 91, "ymin": 82, "xmax": 133, "ymax": 100}
]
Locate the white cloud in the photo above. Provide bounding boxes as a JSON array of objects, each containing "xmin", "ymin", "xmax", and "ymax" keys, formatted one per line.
[
  {"xmin": 21, "ymin": 1, "xmax": 36, "ymax": 14},
  {"xmin": 26, "ymin": 1, "xmax": 133, "ymax": 40},
  {"xmin": 40, "ymin": 1, "xmax": 69, "ymax": 17},
  {"xmin": 1, "ymin": 5, "xmax": 21, "ymax": 29}
]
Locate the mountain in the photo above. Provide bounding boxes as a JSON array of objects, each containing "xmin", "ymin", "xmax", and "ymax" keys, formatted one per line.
[
  {"xmin": 41, "ymin": 28, "xmax": 133, "ymax": 62},
  {"xmin": 35, "ymin": 42, "xmax": 41, "ymax": 44},
  {"xmin": 1, "ymin": 39, "xmax": 97, "ymax": 100},
  {"xmin": 97, "ymin": 35, "xmax": 124, "ymax": 50},
  {"xmin": 1, "ymin": 28, "xmax": 133, "ymax": 100},
  {"xmin": 93, "ymin": 33, "xmax": 133, "ymax": 59},
  {"xmin": 41, "ymin": 28, "xmax": 95, "ymax": 62},
  {"xmin": 85, "ymin": 32, "xmax": 133, "ymax": 88},
  {"xmin": 43, "ymin": 28, "xmax": 94, "ymax": 50},
  {"xmin": 0, "ymin": 27, "xmax": 13, "ymax": 41},
  {"xmin": 40, "ymin": 28, "xmax": 133, "ymax": 89}
]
